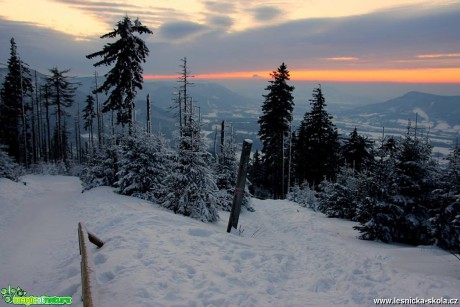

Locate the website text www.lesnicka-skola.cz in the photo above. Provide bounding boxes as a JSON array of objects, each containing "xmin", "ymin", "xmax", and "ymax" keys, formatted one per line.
[{"xmin": 374, "ymin": 297, "xmax": 459, "ymax": 305}]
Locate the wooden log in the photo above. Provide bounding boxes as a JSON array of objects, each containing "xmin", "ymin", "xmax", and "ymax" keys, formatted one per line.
[
  {"xmin": 227, "ymin": 139, "xmax": 252, "ymax": 233},
  {"xmin": 88, "ymin": 231, "xmax": 104, "ymax": 248}
]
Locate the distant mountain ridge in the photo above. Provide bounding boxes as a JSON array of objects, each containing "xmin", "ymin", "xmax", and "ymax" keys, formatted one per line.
[{"xmin": 342, "ymin": 91, "xmax": 460, "ymax": 128}]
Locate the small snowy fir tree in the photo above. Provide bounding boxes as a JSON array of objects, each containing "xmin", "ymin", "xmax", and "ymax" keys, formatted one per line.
[
  {"xmin": 80, "ymin": 141, "xmax": 119, "ymax": 191},
  {"xmin": 161, "ymin": 112, "xmax": 219, "ymax": 222},
  {"xmin": 431, "ymin": 144, "xmax": 460, "ymax": 252},
  {"xmin": 287, "ymin": 181, "xmax": 317, "ymax": 209},
  {"xmin": 115, "ymin": 129, "xmax": 169, "ymax": 202},
  {"xmin": 0, "ymin": 145, "xmax": 21, "ymax": 181},
  {"xmin": 317, "ymin": 167, "xmax": 359, "ymax": 219}
]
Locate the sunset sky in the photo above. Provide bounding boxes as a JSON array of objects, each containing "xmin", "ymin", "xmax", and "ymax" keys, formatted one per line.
[{"xmin": 1, "ymin": 0, "xmax": 460, "ymax": 83}]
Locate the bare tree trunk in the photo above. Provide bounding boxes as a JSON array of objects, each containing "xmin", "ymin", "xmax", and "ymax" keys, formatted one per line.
[
  {"xmin": 94, "ymin": 71, "xmax": 103, "ymax": 147},
  {"xmin": 19, "ymin": 57, "xmax": 28, "ymax": 168},
  {"xmin": 146, "ymin": 94, "xmax": 151, "ymax": 135},
  {"xmin": 282, "ymin": 132, "xmax": 285, "ymax": 198},
  {"xmin": 35, "ymin": 72, "xmax": 43, "ymax": 162},
  {"xmin": 221, "ymin": 120, "xmax": 225, "ymax": 154},
  {"xmin": 44, "ymin": 86, "xmax": 51, "ymax": 162},
  {"xmin": 31, "ymin": 90, "xmax": 37, "ymax": 164},
  {"xmin": 287, "ymin": 121, "xmax": 292, "ymax": 194},
  {"xmin": 213, "ymin": 125, "xmax": 218, "ymax": 160}
]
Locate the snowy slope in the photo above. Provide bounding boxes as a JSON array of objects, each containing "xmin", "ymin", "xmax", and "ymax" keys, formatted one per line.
[{"xmin": 0, "ymin": 176, "xmax": 459, "ymax": 306}]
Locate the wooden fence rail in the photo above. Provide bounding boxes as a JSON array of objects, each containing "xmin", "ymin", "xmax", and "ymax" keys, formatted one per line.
[{"xmin": 78, "ymin": 222, "xmax": 104, "ymax": 307}]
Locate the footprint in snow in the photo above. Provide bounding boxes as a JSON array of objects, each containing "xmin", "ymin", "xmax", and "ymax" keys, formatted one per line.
[{"xmin": 187, "ymin": 228, "xmax": 214, "ymax": 237}]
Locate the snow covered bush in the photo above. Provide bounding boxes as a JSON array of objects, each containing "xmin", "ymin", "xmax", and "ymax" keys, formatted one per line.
[
  {"xmin": 287, "ymin": 182, "xmax": 317, "ymax": 209},
  {"xmin": 317, "ymin": 167, "xmax": 359, "ymax": 219},
  {"xmin": 0, "ymin": 145, "xmax": 21, "ymax": 181},
  {"xmin": 115, "ymin": 130, "xmax": 170, "ymax": 202}
]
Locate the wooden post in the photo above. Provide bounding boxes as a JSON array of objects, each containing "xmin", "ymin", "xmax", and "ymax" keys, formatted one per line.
[{"xmin": 227, "ymin": 139, "xmax": 252, "ymax": 233}]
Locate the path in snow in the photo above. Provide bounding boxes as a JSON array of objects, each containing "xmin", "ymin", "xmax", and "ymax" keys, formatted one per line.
[
  {"xmin": 0, "ymin": 176, "xmax": 83, "ymax": 305},
  {"xmin": 0, "ymin": 176, "xmax": 459, "ymax": 307}
]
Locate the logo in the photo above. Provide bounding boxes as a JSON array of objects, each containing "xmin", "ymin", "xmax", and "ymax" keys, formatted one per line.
[{"xmin": 1, "ymin": 285, "xmax": 72, "ymax": 305}]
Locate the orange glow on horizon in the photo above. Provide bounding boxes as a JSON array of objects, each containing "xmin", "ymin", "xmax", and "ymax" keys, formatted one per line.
[{"xmin": 145, "ymin": 68, "xmax": 460, "ymax": 83}]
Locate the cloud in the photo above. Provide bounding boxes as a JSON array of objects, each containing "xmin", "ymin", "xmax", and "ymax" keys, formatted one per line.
[
  {"xmin": 326, "ymin": 57, "xmax": 359, "ymax": 61},
  {"xmin": 416, "ymin": 53, "xmax": 460, "ymax": 58},
  {"xmin": 251, "ymin": 6, "xmax": 282, "ymax": 21},
  {"xmin": 207, "ymin": 15, "xmax": 234, "ymax": 29},
  {"xmin": 53, "ymin": 0, "xmax": 190, "ymax": 29},
  {"xmin": 157, "ymin": 21, "xmax": 210, "ymax": 41},
  {"xmin": 203, "ymin": 1, "xmax": 236, "ymax": 14},
  {"xmin": 0, "ymin": 17, "xmax": 98, "ymax": 75},
  {"xmin": 1, "ymin": 2, "xmax": 460, "ymax": 77}
]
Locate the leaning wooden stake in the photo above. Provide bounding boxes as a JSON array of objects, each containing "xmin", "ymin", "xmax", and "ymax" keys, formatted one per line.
[
  {"xmin": 78, "ymin": 222, "xmax": 103, "ymax": 307},
  {"xmin": 227, "ymin": 139, "xmax": 252, "ymax": 233}
]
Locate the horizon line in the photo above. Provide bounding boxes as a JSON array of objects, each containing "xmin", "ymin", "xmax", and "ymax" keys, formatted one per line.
[{"xmin": 144, "ymin": 68, "xmax": 460, "ymax": 83}]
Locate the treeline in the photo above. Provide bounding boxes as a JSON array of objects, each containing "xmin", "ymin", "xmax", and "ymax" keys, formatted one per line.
[
  {"xmin": 0, "ymin": 16, "xmax": 252, "ymax": 222},
  {"xmin": 250, "ymin": 63, "xmax": 459, "ymax": 252}
]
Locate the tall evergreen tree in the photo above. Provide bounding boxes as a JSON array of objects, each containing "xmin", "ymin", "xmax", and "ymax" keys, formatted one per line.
[
  {"xmin": 0, "ymin": 38, "xmax": 33, "ymax": 165},
  {"xmin": 294, "ymin": 86, "xmax": 339, "ymax": 186},
  {"xmin": 45, "ymin": 67, "xmax": 77, "ymax": 161},
  {"xmin": 257, "ymin": 63, "xmax": 294, "ymax": 199},
  {"xmin": 86, "ymin": 16, "xmax": 153, "ymax": 134}
]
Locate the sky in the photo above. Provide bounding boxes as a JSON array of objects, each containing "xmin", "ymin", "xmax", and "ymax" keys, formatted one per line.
[{"xmin": 1, "ymin": 0, "xmax": 460, "ymax": 83}]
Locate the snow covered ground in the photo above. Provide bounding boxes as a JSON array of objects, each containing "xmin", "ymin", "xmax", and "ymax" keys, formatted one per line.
[{"xmin": 0, "ymin": 175, "xmax": 459, "ymax": 306}]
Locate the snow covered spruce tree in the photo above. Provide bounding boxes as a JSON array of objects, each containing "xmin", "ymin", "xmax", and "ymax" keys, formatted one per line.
[
  {"xmin": 392, "ymin": 128, "xmax": 438, "ymax": 245},
  {"xmin": 355, "ymin": 127, "xmax": 439, "ymax": 245},
  {"xmin": 86, "ymin": 16, "xmax": 152, "ymax": 135},
  {"xmin": 162, "ymin": 108, "xmax": 219, "ymax": 222},
  {"xmin": 115, "ymin": 129, "xmax": 170, "ymax": 203},
  {"xmin": 294, "ymin": 86, "xmax": 339, "ymax": 187},
  {"xmin": 353, "ymin": 136, "xmax": 401, "ymax": 242},
  {"xmin": 257, "ymin": 63, "xmax": 294, "ymax": 199},
  {"xmin": 215, "ymin": 129, "xmax": 238, "ymax": 211},
  {"xmin": 317, "ymin": 167, "xmax": 360, "ymax": 219},
  {"xmin": 80, "ymin": 140, "xmax": 119, "ymax": 191},
  {"xmin": 431, "ymin": 143, "xmax": 460, "ymax": 252},
  {"xmin": 0, "ymin": 38, "xmax": 33, "ymax": 166},
  {"xmin": 315, "ymin": 128, "xmax": 374, "ymax": 219}
]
